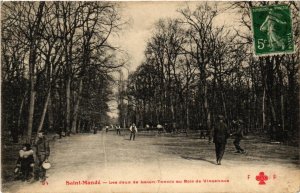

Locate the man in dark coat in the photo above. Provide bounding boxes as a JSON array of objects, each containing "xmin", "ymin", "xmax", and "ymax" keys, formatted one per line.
[
  {"xmin": 34, "ymin": 130, "xmax": 50, "ymax": 182},
  {"xmin": 212, "ymin": 115, "xmax": 230, "ymax": 165},
  {"xmin": 233, "ymin": 120, "xmax": 245, "ymax": 153}
]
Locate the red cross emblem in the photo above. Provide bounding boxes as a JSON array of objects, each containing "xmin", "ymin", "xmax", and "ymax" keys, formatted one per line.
[{"xmin": 256, "ymin": 172, "xmax": 268, "ymax": 185}]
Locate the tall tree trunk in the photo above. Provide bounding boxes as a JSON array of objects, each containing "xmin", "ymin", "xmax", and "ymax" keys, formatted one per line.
[
  {"xmin": 37, "ymin": 89, "xmax": 51, "ymax": 133},
  {"xmin": 66, "ymin": 76, "xmax": 71, "ymax": 135},
  {"xmin": 276, "ymin": 63, "xmax": 285, "ymax": 131},
  {"xmin": 27, "ymin": 83, "xmax": 36, "ymax": 142},
  {"xmin": 221, "ymin": 91, "xmax": 228, "ymax": 120},
  {"xmin": 135, "ymin": 101, "xmax": 139, "ymax": 125},
  {"xmin": 142, "ymin": 100, "xmax": 145, "ymax": 128},
  {"xmin": 48, "ymin": 96, "xmax": 54, "ymax": 131},
  {"xmin": 268, "ymin": 97, "xmax": 277, "ymax": 125},
  {"xmin": 180, "ymin": 99, "xmax": 185, "ymax": 130},
  {"xmin": 150, "ymin": 99, "xmax": 154, "ymax": 125},
  {"xmin": 266, "ymin": 57, "xmax": 277, "ymax": 136},
  {"xmin": 155, "ymin": 96, "xmax": 160, "ymax": 124},
  {"xmin": 17, "ymin": 92, "xmax": 27, "ymax": 137},
  {"xmin": 26, "ymin": 1, "xmax": 45, "ymax": 142},
  {"xmin": 281, "ymin": 94, "xmax": 285, "ymax": 130},
  {"xmin": 204, "ymin": 83, "xmax": 211, "ymax": 132},
  {"xmin": 77, "ymin": 118, "xmax": 81, "ymax": 133},
  {"xmin": 186, "ymin": 101, "xmax": 189, "ymax": 131},
  {"xmin": 186, "ymin": 85, "xmax": 190, "ymax": 133},
  {"xmin": 262, "ymin": 86, "xmax": 266, "ymax": 131},
  {"xmin": 248, "ymin": 97, "xmax": 251, "ymax": 133},
  {"xmin": 71, "ymin": 79, "xmax": 83, "ymax": 133},
  {"xmin": 171, "ymin": 98, "xmax": 175, "ymax": 128}
]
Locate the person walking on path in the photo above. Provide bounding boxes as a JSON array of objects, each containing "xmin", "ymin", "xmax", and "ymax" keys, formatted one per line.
[
  {"xmin": 116, "ymin": 124, "xmax": 121, "ymax": 135},
  {"xmin": 129, "ymin": 123, "xmax": 138, "ymax": 140},
  {"xmin": 233, "ymin": 119, "xmax": 245, "ymax": 153},
  {"xmin": 34, "ymin": 130, "xmax": 50, "ymax": 182},
  {"xmin": 212, "ymin": 115, "xmax": 230, "ymax": 165}
]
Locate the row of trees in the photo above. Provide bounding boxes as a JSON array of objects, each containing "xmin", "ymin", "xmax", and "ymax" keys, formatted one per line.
[
  {"xmin": 119, "ymin": 2, "xmax": 299, "ymax": 143},
  {"xmin": 2, "ymin": 2, "xmax": 125, "ymax": 142}
]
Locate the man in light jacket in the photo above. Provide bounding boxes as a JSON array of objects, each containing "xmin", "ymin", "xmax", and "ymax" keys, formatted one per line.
[{"xmin": 129, "ymin": 123, "xmax": 138, "ymax": 141}]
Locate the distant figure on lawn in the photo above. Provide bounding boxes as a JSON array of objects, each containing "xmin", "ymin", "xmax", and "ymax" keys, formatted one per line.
[
  {"xmin": 34, "ymin": 130, "xmax": 50, "ymax": 182},
  {"xmin": 199, "ymin": 123, "xmax": 206, "ymax": 139},
  {"xmin": 93, "ymin": 126, "xmax": 98, "ymax": 134},
  {"xmin": 145, "ymin": 124, "xmax": 150, "ymax": 131},
  {"xmin": 15, "ymin": 143, "xmax": 35, "ymax": 181},
  {"xmin": 116, "ymin": 124, "xmax": 121, "ymax": 135},
  {"xmin": 157, "ymin": 123, "xmax": 164, "ymax": 134},
  {"xmin": 212, "ymin": 115, "xmax": 230, "ymax": 165},
  {"xmin": 233, "ymin": 119, "xmax": 245, "ymax": 153},
  {"xmin": 129, "ymin": 123, "xmax": 138, "ymax": 140},
  {"xmin": 105, "ymin": 125, "xmax": 109, "ymax": 133}
]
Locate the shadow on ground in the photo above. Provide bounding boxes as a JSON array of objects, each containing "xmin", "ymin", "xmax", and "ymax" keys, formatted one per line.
[{"xmin": 181, "ymin": 156, "xmax": 216, "ymax": 165}]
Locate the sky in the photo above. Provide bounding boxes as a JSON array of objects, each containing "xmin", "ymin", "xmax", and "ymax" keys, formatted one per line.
[
  {"xmin": 107, "ymin": 1, "xmax": 239, "ymax": 118},
  {"xmin": 114, "ymin": 2, "xmax": 185, "ymax": 72},
  {"xmin": 110, "ymin": 1, "xmax": 238, "ymax": 74},
  {"xmin": 107, "ymin": 2, "xmax": 191, "ymax": 118}
]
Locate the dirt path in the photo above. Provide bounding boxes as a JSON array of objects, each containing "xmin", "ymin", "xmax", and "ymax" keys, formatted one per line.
[{"xmin": 3, "ymin": 130, "xmax": 299, "ymax": 193}]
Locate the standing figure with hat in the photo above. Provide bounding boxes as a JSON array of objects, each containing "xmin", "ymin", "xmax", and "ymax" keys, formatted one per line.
[
  {"xmin": 34, "ymin": 130, "xmax": 50, "ymax": 182},
  {"xmin": 116, "ymin": 124, "xmax": 121, "ymax": 135},
  {"xmin": 212, "ymin": 115, "xmax": 230, "ymax": 165},
  {"xmin": 129, "ymin": 123, "xmax": 138, "ymax": 140},
  {"xmin": 233, "ymin": 119, "xmax": 245, "ymax": 153}
]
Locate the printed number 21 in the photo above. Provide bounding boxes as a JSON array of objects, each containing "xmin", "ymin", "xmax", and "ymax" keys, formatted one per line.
[{"xmin": 257, "ymin": 39, "xmax": 266, "ymax": 49}]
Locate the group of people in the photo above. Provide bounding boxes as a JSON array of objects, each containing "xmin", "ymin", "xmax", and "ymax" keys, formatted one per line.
[
  {"xmin": 105, "ymin": 124, "xmax": 138, "ymax": 140},
  {"xmin": 107, "ymin": 118, "xmax": 245, "ymax": 165},
  {"xmin": 212, "ymin": 115, "xmax": 245, "ymax": 165},
  {"xmin": 15, "ymin": 130, "xmax": 50, "ymax": 182},
  {"xmin": 13, "ymin": 116, "xmax": 243, "ymax": 185},
  {"xmin": 105, "ymin": 124, "xmax": 122, "ymax": 135}
]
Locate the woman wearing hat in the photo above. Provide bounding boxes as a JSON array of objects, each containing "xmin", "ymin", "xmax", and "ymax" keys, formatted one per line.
[
  {"xmin": 15, "ymin": 143, "xmax": 35, "ymax": 181},
  {"xmin": 212, "ymin": 115, "xmax": 230, "ymax": 165}
]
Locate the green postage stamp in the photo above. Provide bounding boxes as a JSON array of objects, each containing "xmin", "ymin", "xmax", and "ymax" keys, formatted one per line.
[{"xmin": 251, "ymin": 4, "xmax": 294, "ymax": 56}]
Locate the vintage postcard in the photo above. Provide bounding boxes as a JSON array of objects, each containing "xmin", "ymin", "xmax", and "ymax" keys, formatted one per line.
[{"xmin": 1, "ymin": 1, "xmax": 299, "ymax": 193}]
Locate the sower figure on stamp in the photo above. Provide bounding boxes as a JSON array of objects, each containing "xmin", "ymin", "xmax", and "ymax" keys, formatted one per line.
[
  {"xmin": 129, "ymin": 123, "xmax": 138, "ymax": 141},
  {"xmin": 212, "ymin": 115, "xmax": 230, "ymax": 165},
  {"xmin": 260, "ymin": 8, "xmax": 287, "ymax": 51},
  {"xmin": 34, "ymin": 130, "xmax": 50, "ymax": 182},
  {"xmin": 233, "ymin": 119, "xmax": 245, "ymax": 154}
]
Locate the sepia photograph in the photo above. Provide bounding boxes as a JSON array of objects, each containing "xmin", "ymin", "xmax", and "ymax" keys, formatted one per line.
[{"xmin": 1, "ymin": 1, "xmax": 299, "ymax": 193}]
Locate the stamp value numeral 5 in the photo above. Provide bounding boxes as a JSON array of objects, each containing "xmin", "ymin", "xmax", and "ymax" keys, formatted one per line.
[{"xmin": 257, "ymin": 39, "xmax": 267, "ymax": 50}]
